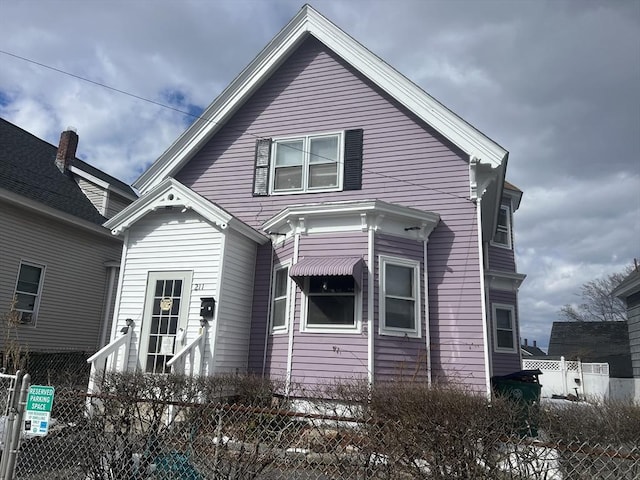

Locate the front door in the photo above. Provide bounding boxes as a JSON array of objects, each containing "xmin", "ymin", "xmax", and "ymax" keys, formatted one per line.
[{"xmin": 140, "ymin": 271, "xmax": 193, "ymax": 373}]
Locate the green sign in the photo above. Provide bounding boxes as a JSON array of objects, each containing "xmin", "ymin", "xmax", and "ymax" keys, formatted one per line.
[{"xmin": 25, "ymin": 385, "xmax": 55, "ymax": 436}]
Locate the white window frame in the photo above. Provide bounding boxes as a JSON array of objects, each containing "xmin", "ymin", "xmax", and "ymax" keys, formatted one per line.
[
  {"xmin": 379, "ymin": 256, "xmax": 421, "ymax": 338},
  {"xmin": 12, "ymin": 260, "xmax": 46, "ymax": 326},
  {"xmin": 491, "ymin": 204, "xmax": 512, "ymax": 249},
  {"xmin": 492, "ymin": 303, "xmax": 518, "ymax": 353},
  {"xmin": 270, "ymin": 131, "xmax": 344, "ymax": 195},
  {"xmin": 270, "ymin": 262, "xmax": 291, "ymax": 334},
  {"xmin": 300, "ymin": 276, "xmax": 361, "ymax": 333}
]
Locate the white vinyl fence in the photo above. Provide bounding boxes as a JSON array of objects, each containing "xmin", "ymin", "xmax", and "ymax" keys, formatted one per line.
[{"xmin": 523, "ymin": 357, "xmax": 609, "ymax": 400}]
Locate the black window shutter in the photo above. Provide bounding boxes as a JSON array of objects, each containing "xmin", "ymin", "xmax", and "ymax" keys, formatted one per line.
[
  {"xmin": 343, "ymin": 129, "xmax": 363, "ymax": 191},
  {"xmin": 253, "ymin": 138, "xmax": 272, "ymax": 196}
]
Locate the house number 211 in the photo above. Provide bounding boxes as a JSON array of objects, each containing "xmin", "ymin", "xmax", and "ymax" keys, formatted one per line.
[{"xmin": 193, "ymin": 284, "xmax": 205, "ymax": 291}]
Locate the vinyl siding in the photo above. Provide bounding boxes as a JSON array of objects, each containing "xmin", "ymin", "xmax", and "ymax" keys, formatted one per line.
[
  {"xmin": 175, "ymin": 37, "xmax": 486, "ymax": 388},
  {"xmin": 627, "ymin": 292, "xmax": 640, "ymax": 378},
  {"xmin": 0, "ymin": 201, "xmax": 122, "ymax": 352},
  {"xmin": 106, "ymin": 192, "xmax": 132, "ymax": 219},
  {"xmin": 214, "ymin": 229, "xmax": 258, "ymax": 373},
  {"xmin": 113, "ymin": 209, "xmax": 223, "ymax": 371},
  {"xmin": 77, "ymin": 178, "xmax": 106, "ymax": 215},
  {"xmin": 289, "ymin": 232, "xmax": 369, "ymax": 389},
  {"xmin": 374, "ymin": 233, "xmax": 429, "ymax": 383},
  {"xmin": 489, "ymin": 289, "xmax": 521, "ymax": 376},
  {"xmin": 250, "ymin": 239, "xmax": 295, "ymax": 379}
]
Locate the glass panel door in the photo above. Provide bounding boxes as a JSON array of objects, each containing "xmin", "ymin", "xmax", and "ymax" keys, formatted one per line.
[{"xmin": 140, "ymin": 272, "xmax": 192, "ymax": 374}]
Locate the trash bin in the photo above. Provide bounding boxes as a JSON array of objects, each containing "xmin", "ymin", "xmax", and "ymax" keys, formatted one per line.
[{"xmin": 491, "ymin": 369, "xmax": 542, "ymax": 437}]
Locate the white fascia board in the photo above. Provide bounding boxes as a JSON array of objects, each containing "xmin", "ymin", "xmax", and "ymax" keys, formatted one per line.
[
  {"xmin": 134, "ymin": 5, "xmax": 507, "ymax": 194},
  {"xmin": 105, "ymin": 178, "xmax": 267, "ymax": 244},
  {"xmin": 612, "ymin": 271, "xmax": 640, "ymax": 299},
  {"xmin": 263, "ymin": 199, "xmax": 440, "ymax": 239},
  {"xmin": 69, "ymin": 166, "xmax": 138, "ymax": 201},
  {"xmin": 0, "ymin": 188, "xmax": 116, "ymax": 240},
  {"xmin": 485, "ymin": 270, "xmax": 527, "ymax": 292}
]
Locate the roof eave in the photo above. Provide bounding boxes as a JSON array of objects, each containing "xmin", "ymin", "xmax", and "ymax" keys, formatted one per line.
[
  {"xmin": 0, "ymin": 187, "xmax": 117, "ymax": 240},
  {"xmin": 134, "ymin": 4, "xmax": 508, "ymax": 194}
]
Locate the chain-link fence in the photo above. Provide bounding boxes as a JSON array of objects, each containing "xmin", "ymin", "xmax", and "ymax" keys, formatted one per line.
[{"xmin": 1, "ymin": 361, "xmax": 639, "ymax": 479}]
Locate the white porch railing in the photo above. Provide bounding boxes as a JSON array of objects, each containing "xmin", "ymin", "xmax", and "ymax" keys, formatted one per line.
[
  {"xmin": 86, "ymin": 318, "xmax": 134, "ymax": 398},
  {"xmin": 166, "ymin": 321, "xmax": 208, "ymax": 376}
]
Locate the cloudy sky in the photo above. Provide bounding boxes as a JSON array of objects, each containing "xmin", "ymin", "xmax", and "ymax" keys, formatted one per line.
[{"xmin": 1, "ymin": 0, "xmax": 638, "ymax": 349}]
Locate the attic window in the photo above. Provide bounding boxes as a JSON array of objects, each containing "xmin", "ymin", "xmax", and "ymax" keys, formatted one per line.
[{"xmin": 252, "ymin": 129, "xmax": 363, "ymax": 196}]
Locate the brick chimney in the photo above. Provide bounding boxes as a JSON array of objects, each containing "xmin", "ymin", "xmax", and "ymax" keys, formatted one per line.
[
  {"xmin": 524, "ymin": 338, "xmax": 528, "ymax": 347},
  {"xmin": 55, "ymin": 128, "xmax": 78, "ymax": 173}
]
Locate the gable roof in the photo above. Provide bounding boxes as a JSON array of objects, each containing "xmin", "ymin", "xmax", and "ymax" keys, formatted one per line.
[
  {"xmin": 521, "ymin": 344, "xmax": 546, "ymax": 357},
  {"xmin": 104, "ymin": 178, "xmax": 268, "ymax": 244},
  {"xmin": 134, "ymin": 4, "xmax": 508, "ymax": 193},
  {"xmin": 0, "ymin": 118, "xmax": 111, "ymax": 225},
  {"xmin": 547, "ymin": 321, "xmax": 632, "ymax": 378}
]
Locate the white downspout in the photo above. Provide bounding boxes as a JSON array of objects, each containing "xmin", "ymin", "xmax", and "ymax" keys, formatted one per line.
[
  {"xmin": 423, "ymin": 238, "xmax": 432, "ymax": 385},
  {"xmin": 99, "ymin": 264, "xmax": 118, "ymax": 348},
  {"xmin": 476, "ymin": 196, "xmax": 493, "ymax": 397},
  {"xmin": 285, "ymin": 233, "xmax": 300, "ymax": 395},
  {"xmin": 367, "ymin": 226, "xmax": 375, "ymax": 385}
]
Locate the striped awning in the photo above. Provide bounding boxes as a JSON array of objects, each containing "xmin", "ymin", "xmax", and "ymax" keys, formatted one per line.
[{"xmin": 289, "ymin": 256, "xmax": 364, "ymax": 286}]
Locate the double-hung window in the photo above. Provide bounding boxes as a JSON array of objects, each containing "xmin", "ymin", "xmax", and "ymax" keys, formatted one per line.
[
  {"xmin": 304, "ymin": 276, "xmax": 357, "ymax": 331},
  {"xmin": 272, "ymin": 133, "xmax": 342, "ymax": 193},
  {"xmin": 379, "ymin": 256, "xmax": 421, "ymax": 337},
  {"xmin": 493, "ymin": 205, "xmax": 512, "ymax": 249},
  {"xmin": 13, "ymin": 261, "xmax": 45, "ymax": 324},
  {"xmin": 493, "ymin": 304, "xmax": 517, "ymax": 352},
  {"xmin": 271, "ymin": 265, "xmax": 290, "ymax": 332}
]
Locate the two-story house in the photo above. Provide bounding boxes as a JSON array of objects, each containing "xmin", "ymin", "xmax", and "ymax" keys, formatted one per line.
[
  {"xmin": 0, "ymin": 118, "xmax": 137, "ymax": 355},
  {"xmin": 101, "ymin": 5, "xmax": 525, "ymax": 395}
]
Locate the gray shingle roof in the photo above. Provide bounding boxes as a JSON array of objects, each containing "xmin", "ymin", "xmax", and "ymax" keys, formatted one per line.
[
  {"xmin": 548, "ymin": 321, "xmax": 632, "ymax": 378},
  {"xmin": 0, "ymin": 118, "xmax": 132, "ymax": 225}
]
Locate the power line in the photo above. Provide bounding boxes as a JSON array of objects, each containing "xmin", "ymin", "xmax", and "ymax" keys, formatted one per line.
[{"xmin": 1, "ymin": 49, "xmax": 473, "ymax": 202}]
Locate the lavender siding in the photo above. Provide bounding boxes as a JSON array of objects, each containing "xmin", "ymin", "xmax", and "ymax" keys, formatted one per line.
[
  {"xmin": 489, "ymin": 289, "xmax": 521, "ymax": 376},
  {"xmin": 374, "ymin": 234, "xmax": 428, "ymax": 382},
  {"xmin": 176, "ymin": 36, "xmax": 485, "ymax": 388},
  {"xmin": 290, "ymin": 232, "xmax": 369, "ymax": 389},
  {"xmin": 249, "ymin": 238, "xmax": 295, "ymax": 378}
]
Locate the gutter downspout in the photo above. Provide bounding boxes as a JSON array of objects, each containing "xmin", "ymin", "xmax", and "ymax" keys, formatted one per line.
[
  {"xmin": 476, "ymin": 196, "xmax": 492, "ymax": 397},
  {"xmin": 367, "ymin": 225, "xmax": 375, "ymax": 385},
  {"xmin": 99, "ymin": 264, "xmax": 118, "ymax": 348},
  {"xmin": 285, "ymin": 232, "xmax": 300, "ymax": 395},
  {"xmin": 424, "ymin": 238, "xmax": 432, "ymax": 385},
  {"xmin": 262, "ymin": 243, "xmax": 276, "ymax": 377}
]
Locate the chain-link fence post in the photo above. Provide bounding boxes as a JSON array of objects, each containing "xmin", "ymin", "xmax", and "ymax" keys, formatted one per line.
[{"xmin": 0, "ymin": 371, "xmax": 30, "ymax": 480}]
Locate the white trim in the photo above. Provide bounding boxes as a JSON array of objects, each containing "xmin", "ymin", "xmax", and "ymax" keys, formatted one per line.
[
  {"xmin": 367, "ymin": 226, "xmax": 374, "ymax": 384},
  {"xmin": 270, "ymin": 261, "xmax": 292, "ymax": 334},
  {"xmin": 138, "ymin": 270, "xmax": 194, "ymax": 374},
  {"xmin": 476, "ymin": 199, "xmax": 492, "ymax": 396},
  {"xmin": 0, "ymin": 187, "xmax": 116, "ymax": 239},
  {"xmin": 104, "ymin": 178, "xmax": 267, "ymax": 244},
  {"xmin": 13, "ymin": 260, "xmax": 46, "ymax": 327},
  {"xmin": 210, "ymin": 232, "xmax": 227, "ymax": 376},
  {"xmin": 299, "ymin": 276, "xmax": 362, "ymax": 334},
  {"xmin": 492, "ymin": 303, "xmax": 518, "ymax": 354},
  {"xmin": 134, "ymin": 5, "xmax": 507, "ymax": 193},
  {"xmin": 70, "ymin": 165, "xmax": 138, "ymax": 201},
  {"xmin": 378, "ymin": 255, "xmax": 421, "ymax": 338},
  {"xmin": 270, "ymin": 130, "xmax": 344, "ymax": 195},
  {"xmin": 285, "ymin": 233, "xmax": 300, "ymax": 394},
  {"xmin": 99, "ymin": 265, "xmax": 118, "ymax": 348},
  {"xmin": 423, "ymin": 239, "xmax": 432, "ymax": 385},
  {"xmin": 108, "ymin": 230, "xmax": 129, "ymax": 365},
  {"xmin": 263, "ymin": 199, "xmax": 440, "ymax": 242},
  {"xmin": 490, "ymin": 203, "xmax": 512, "ymax": 249},
  {"xmin": 485, "ymin": 270, "xmax": 527, "ymax": 292}
]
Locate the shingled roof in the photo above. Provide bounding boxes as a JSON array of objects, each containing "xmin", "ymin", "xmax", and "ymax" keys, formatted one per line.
[
  {"xmin": 0, "ymin": 118, "xmax": 134, "ymax": 225},
  {"xmin": 548, "ymin": 321, "xmax": 632, "ymax": 378}
]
